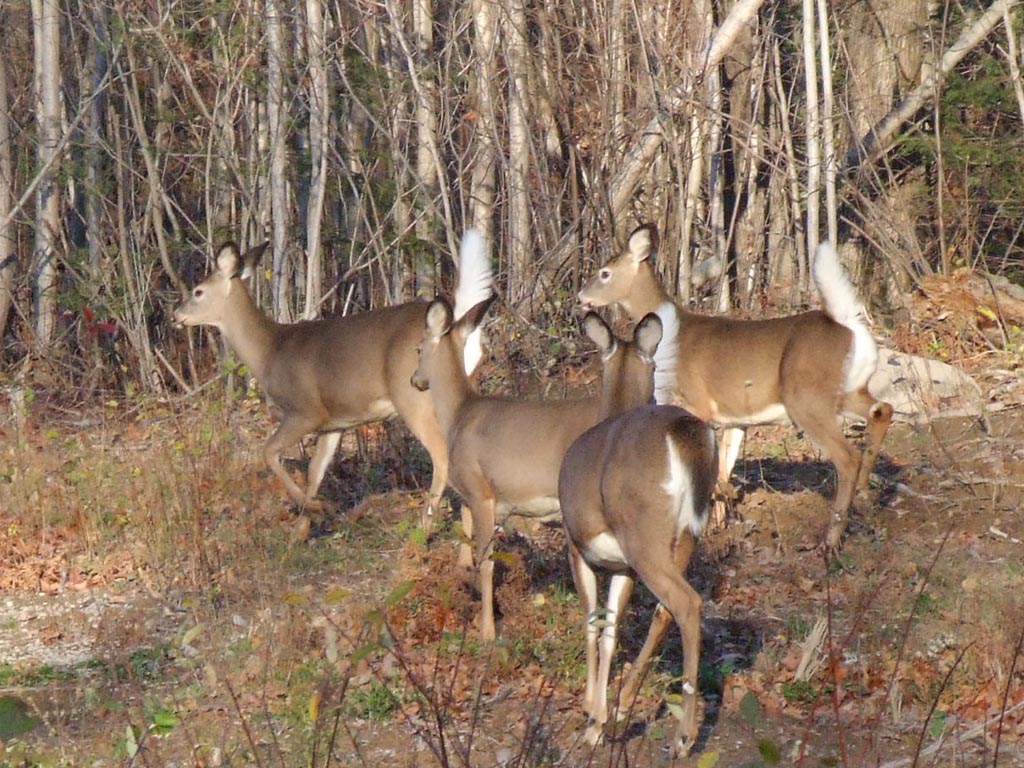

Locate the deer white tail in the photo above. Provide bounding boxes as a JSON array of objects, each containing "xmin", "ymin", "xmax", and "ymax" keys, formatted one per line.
[
  {"xmin": 813, "ymin": 241, "xmax": 877, "ymax": 393},
  {"xmin": 653, "ymin": 302, "xmax": 679, "ymax": 406},
  {"xmin": 453, "ymin": 229, "xmax": 492, "ymax": 376}
]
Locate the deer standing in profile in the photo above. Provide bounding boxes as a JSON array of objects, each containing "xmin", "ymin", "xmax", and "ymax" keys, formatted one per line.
[
  {"xmin": 579, "ymin": 224, "xmax": 893, "ymax": 549},
  {"xmin": 173, "ymin": 231, "xmax": 493, "ymax": 532},
  {"xmin": 410, "ymin": 297, "xmax": 666, "ymax": 640},
  {"xmin": 559, "ymin": 301, "xmax": 718, "ymax": 757}
]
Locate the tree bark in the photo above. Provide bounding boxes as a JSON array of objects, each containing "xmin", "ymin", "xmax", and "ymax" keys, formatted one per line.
[
  {"xmin": 0, "ymin": 28, "xmax": 15, "ymax": 344},
  {"xmin": 31, "ymin": 0, "xmax": 61, "ymax": 345},
  {"xmin": 843, "ymin": 0, "xmax": 1015, "ymax": 173},
  {"xmin": 267, "ymin": 0, "xmax": 292, "ymax": 321},
  {"xmin": 303, "ymin": 0, "xmax": 329, "ymax": 319},
  {"xmin": 505, "ymin": 0, "xmax": 531, "ymax": 306},
  {"xmin": 469, "ymin": 0, "xmax": 498, "ymax": 244}
]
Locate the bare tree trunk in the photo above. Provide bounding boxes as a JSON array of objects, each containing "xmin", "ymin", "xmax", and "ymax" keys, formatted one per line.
[
  {"xmin": 31, "ymin": 0, "xmax": 62, "ymax": 345},
  {"xmin": 817, "ymin": 0, "xmax": 837, "ymax": 245},
  {"xmin": 505, "ymin": 0, "xmax": 531, "ymax": 306},
  {"xmin": 267, "ymin": 0, "xmax": 292, "ymax": 321},
  {"xmin": 303, "ymin": 0, "xmax": 329, "ymax": 319},
  {"xmin": 469, "ymin": 0, "xmax": 498, "ymax": 244},
  {"xmin": 609, "ymin": 0, "xmax": 766, "ymax": 228},
  {"xmin": 412, "ymin": 0, "xmax": 438, "ymax": 296},
  {"xmin": 771, "ymin": 35, "xmax": 807, "ymax": 289},
  {"xmin": 87, "ymin": 2, "xmax": 109, "ymax": 280},
  {"xmin": 0, "ymin": 33, "xmax": 14, "ymax": 343},
  {"xmin": 801, "ymin": 0, "xmax": 821, "ymax": 259},
  {"xmin": 843, "ymin": 0, "xmax": 1012, "ymax": 172}
]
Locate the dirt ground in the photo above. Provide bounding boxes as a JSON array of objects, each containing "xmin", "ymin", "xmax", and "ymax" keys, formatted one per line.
[{"xmin": 2, "ymin": 284, "xmax": 1024, "ymax": 767}]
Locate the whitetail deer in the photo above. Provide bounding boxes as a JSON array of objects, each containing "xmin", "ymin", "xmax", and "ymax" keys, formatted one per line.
[
  {"xmin": 579, "ymin": 224, "xmax": 893, "ymax": 549},
  {"xmin": 558, "ymin": 305, "xmax": 717, "ymax": 754},
  {"xmin": 410, "ymin": 298, "xmax": 666, "ymax": 640},
  {"xmin": 173, "ymin": 232, "xmax": 493, "ymax": 532}
]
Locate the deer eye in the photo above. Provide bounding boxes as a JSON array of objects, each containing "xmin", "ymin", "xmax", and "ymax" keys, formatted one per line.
[
  {"xmin": 599, "ymin": 268, "xmax": 612, "ymax": 281},
  {"xmin": 193, "ymin": 288, "xmax": 204, "ymax": 299}
]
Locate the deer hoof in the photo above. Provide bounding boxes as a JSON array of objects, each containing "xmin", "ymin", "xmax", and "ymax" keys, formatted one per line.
[
  {"xmin": 669, "ymin": 734, "xmax": 695, "ymax": 759},
  {"xmin": 288, "ymin": 514, "xmax": 312, "ymax": 544},
  {"xmin": 584, "ymin": 720, "xmax": 605, "ymax": 747}
]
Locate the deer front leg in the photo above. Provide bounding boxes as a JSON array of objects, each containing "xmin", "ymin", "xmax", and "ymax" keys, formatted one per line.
[
  {"xmin": 264, "ymin": 414, "xmax": 325, "ymax": 510},
  {"xmin": 616, "ymin": 603, "xmax": 673, "ymax": 722},
  {"xmin": 712, "ymin": 427, "xmax": 744, "ymax": 529},
  {"xmin": 473, "ymin": 496, "xmax": 498, "ymax": 641},
  {"xmin": 304, "ymin": 431, "xmax": 342, "ymax": 511}
]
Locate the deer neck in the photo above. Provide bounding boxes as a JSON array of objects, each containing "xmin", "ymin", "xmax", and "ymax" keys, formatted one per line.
[
  {"xmin": 598, "ymin": 354, "xmax": 653, "ymax": 421},
  {"xmin": 619, "ymin": 264, "xmax": 674, "ymax": 323},
  {"xmin": 428, "ymin": 338, "xmax": 473, "ymax": 436},
  {"xmin": 219, "ymin": 281, "xmax": 280, "ymax": 380}
]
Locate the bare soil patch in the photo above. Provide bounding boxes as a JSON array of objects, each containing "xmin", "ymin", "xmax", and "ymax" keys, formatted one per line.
[{"xmin": 2, "ymin": 363, "xmax": 1024, "ymax": 766}]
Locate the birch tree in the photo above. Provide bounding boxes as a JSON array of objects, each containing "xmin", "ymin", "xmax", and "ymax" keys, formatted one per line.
[
  {"xmin": 303, "ymin": 0, "xmax": 329, "ymax": 319},
  {"xmin": 0, "ymin": 31, "xmax": 14, "ymax": 343},
  {"xmin": 505, "ymin": 0, "xmax": 531, "ymax": 306},
  {"xmin": 468, "ymin": 0, "xmax": 497, "ymax": 243},
  {"xmin": 31, "ymin": 0, "xmax": 61, "ymax": 344},
  {"xmin": 267, "ymin": 0, "xmax": 292, "ymax": 321}
]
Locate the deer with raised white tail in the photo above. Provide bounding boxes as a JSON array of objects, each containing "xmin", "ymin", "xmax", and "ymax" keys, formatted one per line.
[
  {"xmin": 579, "ymin": 224, "xmax": 893, "ymax": 549},
  {"xmin": 558, "ymin": 301, "xmax": 718, "ymax": 757},
  {"xmin": 410, "ymin": 298, "xmax": 665, "ymax": 640},
  {"xmin": 173, "ymin": 231, "xmax": 493, "ymax": 533}
]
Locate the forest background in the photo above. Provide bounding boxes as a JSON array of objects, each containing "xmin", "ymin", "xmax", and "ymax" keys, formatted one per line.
[{"xmin": 0, "ymin": 0, "xmax": 1022, "ymax": 393}]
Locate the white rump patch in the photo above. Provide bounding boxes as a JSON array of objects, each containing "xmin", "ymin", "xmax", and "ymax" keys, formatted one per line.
[
  {"xmin": 812, "ymin": 241, "xmax": 879, "ymax": 393},
  {"xmin": 661, "ymin": 436, "xmax": 705, "ymax": 538}
]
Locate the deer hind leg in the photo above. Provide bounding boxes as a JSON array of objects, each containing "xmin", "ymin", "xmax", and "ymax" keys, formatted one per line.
[
  {"xmin": 395, "ymin": 391, "xmax": 449, "ymax": 534},
  {"xmin": 841, "ymin": 387, "xmax": 894, "ymax": 497},
  {"xmin": 567, "ymin": 543, "xmax": 600, "ymax": 720},
  {"xmin": 264, "ymin": 414, "xmax": 326, "ymax": 510},
  {"xmin": 785, "ymin": 401, "xmax": 862, "ymax": 550},
  {"xmin": 585, "ymin": 572, "xmax": 634, "ymax": 746},
  {"xmin": 617, "ymin": 534, "xmax": 697, "ymax": 717},
  {"xmin": 633, "ymin": 536, "xmax": 702, "ymax": 757},
  {"xmin": 712, "ymin": 427, "xmax": 745, "ymax": 528}
]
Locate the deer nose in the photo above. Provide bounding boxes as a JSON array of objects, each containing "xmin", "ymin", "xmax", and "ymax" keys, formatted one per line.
[{"xmin": 410, "ymin": 372, "xmax": 430, "ymax": 392}]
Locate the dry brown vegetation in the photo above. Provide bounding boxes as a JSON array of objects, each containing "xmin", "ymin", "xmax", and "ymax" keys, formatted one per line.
[{"xmin": 1, "ymin": 286, "xmax": 1023, "ymax": 767}]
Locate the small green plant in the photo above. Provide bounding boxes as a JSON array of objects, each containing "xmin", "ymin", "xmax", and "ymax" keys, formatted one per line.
[
  {"xmin": 346, "ymin": 679, "xmax": 404, "ymax": 721},
  {"xmin": 780, "ymin": 679, "xmax": 819, "ymax": 704}
]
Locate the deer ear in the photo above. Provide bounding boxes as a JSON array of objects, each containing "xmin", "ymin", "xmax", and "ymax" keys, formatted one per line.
[
  {"xmin": 634, "ymin": 311, "xmax": 664, "ymax": 361},
  {"xmin": 626, "ymin": 225, "xmax": 656, "ymax": 264},
  {"xmin": 240, "ymin": 241, "xmax": 270, "ymax": 281},
  {"xmin": 457, "ymin": 295, "xmax": 495, "ymax": 332},
  {"xmin": 215, "ymin": 242, "xmax": 243, "ymax": 277},
  {"xmin": 582, "ymin": 312, "xmax": 615, "ymax": 358},
  {"xmin": 425, "ymin": 298, "xmax": 454, "ymax": 338}
]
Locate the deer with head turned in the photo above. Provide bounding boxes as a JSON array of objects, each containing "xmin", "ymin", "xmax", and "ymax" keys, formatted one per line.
[
  {"xmin": 579, "ymin": 224, "xmax": 893, "ymax": 549},
  {"xmin": 410, "ymin": 297, "xmax": 666, "ymax": 641},
  {"xmin": 559, "ymin": 301, "xmax": 718, "ymax": 757},
  {"xmin": 173, "ymin": 232, "xmax": 493, "ymax": 533}
]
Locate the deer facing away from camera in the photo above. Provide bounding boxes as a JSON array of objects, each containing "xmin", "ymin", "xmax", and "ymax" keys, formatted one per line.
[
  {"xmin": 579, "ymin": 224, "xmax": 893, "ymax": 549},
  {"xmin": 173, "ymin": 232, "xmax": 493, "ymax": 532},
  {"xmin": 410, "ymin": 298, "xmax": 666, "ymax": 641},
  {"xmin": 558, "ymin": 303, "xmax": 717, "ymax": 755}
]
